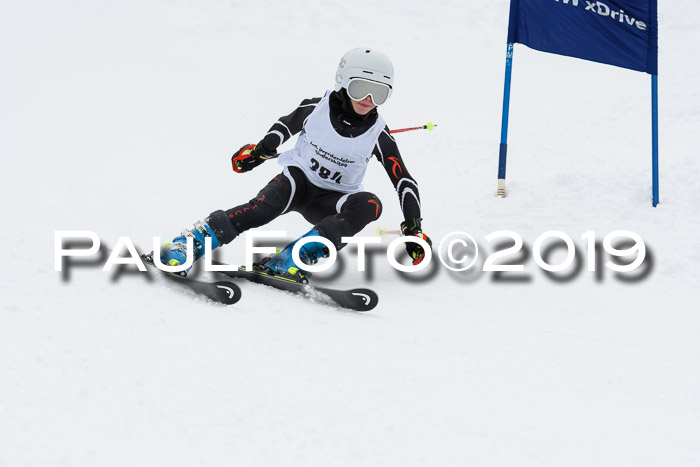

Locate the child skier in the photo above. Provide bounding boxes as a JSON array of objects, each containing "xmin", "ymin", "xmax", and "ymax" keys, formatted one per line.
[{"xmin": 161, "ymin": 48, "xmax": 431, "ymax": 283}]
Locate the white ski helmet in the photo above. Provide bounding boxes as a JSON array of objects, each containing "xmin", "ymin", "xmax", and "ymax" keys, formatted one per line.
[{"xmin": 335, "ymin": 48, "xmax": 394, "ymax": 105}]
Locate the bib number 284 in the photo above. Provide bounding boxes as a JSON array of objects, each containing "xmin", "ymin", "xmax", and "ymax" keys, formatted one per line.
[{"xmin": 309, "ymin": 158, "xmax": 342, "ymax": 184}]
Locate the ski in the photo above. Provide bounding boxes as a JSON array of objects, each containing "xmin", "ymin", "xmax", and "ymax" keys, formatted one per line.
[
  {"xmin": 140, "ymin": 254, "xmax": 241, "ymax": 305},
  {"xmin": 211, "ymin": 260, "xmax": 378, "ymax": 312}
]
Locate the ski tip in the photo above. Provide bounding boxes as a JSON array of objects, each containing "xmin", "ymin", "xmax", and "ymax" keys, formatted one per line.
[
  {"xmin": 213, "ymin": 281, "xmax": 242, "ymax": 305},
  {"xmin": 347, "ymin": 288, "xmax": 379, "ymax": 312}
]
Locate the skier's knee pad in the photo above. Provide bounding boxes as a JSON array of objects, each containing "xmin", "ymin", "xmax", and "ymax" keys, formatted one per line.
[
  {"xmin": 251, "ymin": 174, "xmax": 294, "ymax": 213},
  {"xmin": 346, "ymin": 192, "xmax": 383, "ymax": 221}
]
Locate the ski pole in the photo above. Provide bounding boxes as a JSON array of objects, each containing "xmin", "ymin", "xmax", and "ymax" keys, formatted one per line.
[
  {"xmin": 376, "ymin": 226, "xmax": 401, "ymax": 237},
  {"xmin": 389, "ymin": 122, "xmax": 437, "ymax": 134}
]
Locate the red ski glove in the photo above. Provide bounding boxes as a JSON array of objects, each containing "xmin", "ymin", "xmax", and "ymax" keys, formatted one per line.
[
  {"xmin": 231, "ymin": 143, "xmax": 278, "ymax": 173},
  {"xmin": 400, "ymin": 218, "xmax": 432, "ymax": 265}
]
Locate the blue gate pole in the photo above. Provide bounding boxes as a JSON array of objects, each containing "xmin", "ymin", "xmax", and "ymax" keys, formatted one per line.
[
  {"xmin": 651, "ymin": 74, "xmax": 659, "ymax": 207},
  {"xmin": 497, "ymin": 43, "xmax": 515, "ymax": 197}
]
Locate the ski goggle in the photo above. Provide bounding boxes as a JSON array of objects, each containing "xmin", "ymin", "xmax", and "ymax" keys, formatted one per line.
[{"xmin": 347, "ymin": 78, "xmax": 392, "ymax": 106}]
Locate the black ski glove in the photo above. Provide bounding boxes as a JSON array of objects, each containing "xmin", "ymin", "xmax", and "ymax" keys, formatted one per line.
[
  {"xmin": 400, "ymin": 218, "xmax": 432, "ymax": 265},
  {"xmin": 231, "ymin": 142, "xmax": 278, "ymax": 173}
]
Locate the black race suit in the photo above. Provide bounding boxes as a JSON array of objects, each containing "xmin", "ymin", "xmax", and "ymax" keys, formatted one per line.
[{"xmin": 208, "ymin": 90, "xmax": 423, "ymax": 250}]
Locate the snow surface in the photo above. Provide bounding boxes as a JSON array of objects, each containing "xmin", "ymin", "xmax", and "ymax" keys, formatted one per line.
[{"xmin": 2, "ymin": 1, "xmax": 700, "ymax": 466}]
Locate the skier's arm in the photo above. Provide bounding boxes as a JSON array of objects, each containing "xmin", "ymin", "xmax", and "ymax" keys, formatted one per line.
[
  {"xmin": 232, "ymin": 96, "xmax": 322, "ymax": 173},
  {"xmin": 373, "ymin": 127, "xmax": 422, "ymax": 220},
  {"xmin": 373, "ymin": 126, "xmax": 432, "ymax": 265},
  {"xmin": 259, "ymin": 96, "xmax": 323, "ymax": 153}
]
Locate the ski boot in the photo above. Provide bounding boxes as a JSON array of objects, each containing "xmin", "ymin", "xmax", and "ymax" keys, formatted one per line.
[
  {"xmin": 148, "ymin": 210, "xmax": 238, "ymax": 276},
  {"xmin": 160, "ymin": 220, "xmax": 222, "ymax": 276},
  {"xmin": 255, "ymin": 229, "xmax": 330, "ymax": 283}
]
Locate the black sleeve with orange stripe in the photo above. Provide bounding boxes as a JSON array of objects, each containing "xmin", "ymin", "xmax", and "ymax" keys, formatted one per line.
[
  {"xmin": 372, "ymin": 126, "xmax": 422, "ymax": 221},
  {"xmin": 259, "ymin": 96, "xmax": 322, "ymax": 153}
]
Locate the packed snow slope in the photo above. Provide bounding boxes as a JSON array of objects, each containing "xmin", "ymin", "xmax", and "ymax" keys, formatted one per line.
[{"xmin": 2, "ymin": 1, "xmax": 699, "ymax": 466}]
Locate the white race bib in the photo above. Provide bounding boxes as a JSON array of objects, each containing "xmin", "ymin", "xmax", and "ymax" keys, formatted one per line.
[{"xmin": 278, "ymin": 92, "xmax": 385, "ymax": 193}]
